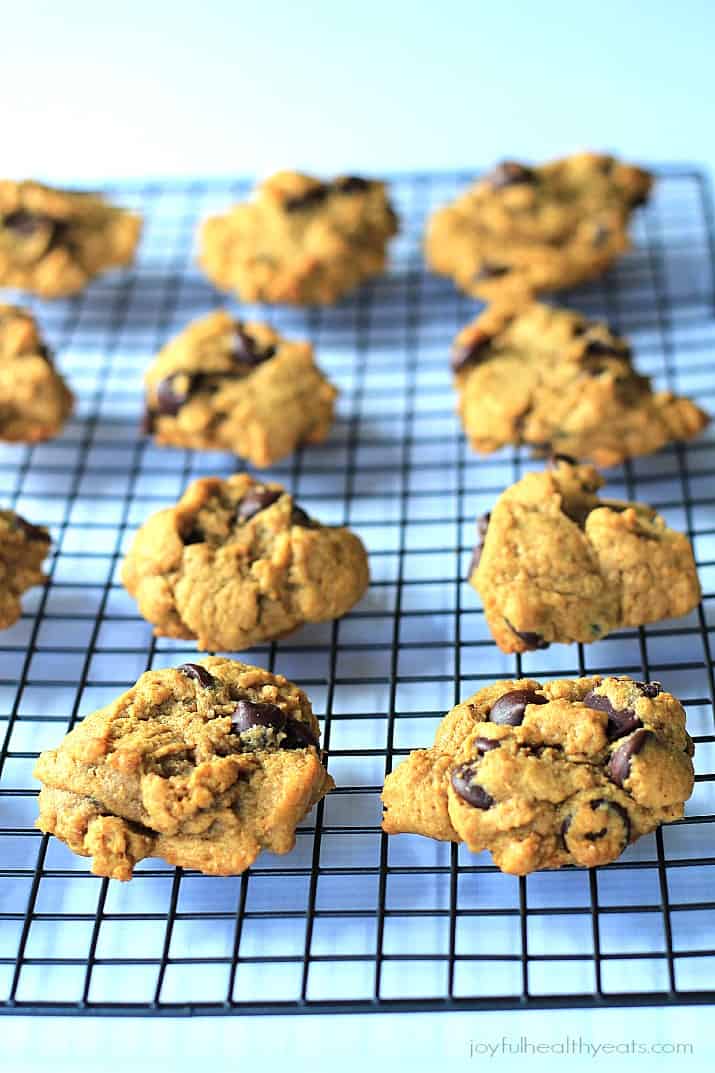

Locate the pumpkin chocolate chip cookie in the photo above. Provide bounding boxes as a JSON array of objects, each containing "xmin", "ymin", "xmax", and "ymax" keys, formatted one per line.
[
  {"xmin": 121, "ymin": 474, "xmax": 370, "ymax": 652},
  {"xmin": 452, "ymin": 301, "xmax": 708, "ymax": 465},
  {"xmin": 199, "ymin": 171, "xmax": 398, "ymax": 305},
  {"xmin": 382, "ymin": 675, "xmax": 694, "ymax": 874},
  {"xmin": 0, "ymin": 304, "xmax": 73, "ymax": 442},
  {"xmin": 0, "ymin": 508, "xmax": 51, "ymax": 629},
  {"xmin": 425, "ymin": 151, "xmax": 652, "ymax": 300},
  {"xmin": 469, "ymin": 457, "xmax": 701, "ymax": 653},
  {"xmin": 142, "ymin": 311, "xmax": 337, "ymax": 467},
  {"xmin": 0, "ymin": 180, "xmax": 141, "ymax": 297},
  {"xmin": 35, "ymin": 658, "xmax": 334, "ymax": 879}
]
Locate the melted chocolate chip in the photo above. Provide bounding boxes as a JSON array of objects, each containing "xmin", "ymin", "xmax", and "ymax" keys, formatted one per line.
[
  {"xmin": 583, "ymin": 689, "xmax": 642, "ymax": 741},
  {"xmin": 291, "ymin": 504, "xmax": 318, "ymax": 528},
  {"xmin": 284, "ymin": 184, "xmax": 329, "ymax": 211},
  {"xmin": 584, "ymin": 338, "xmax": 630, "ymax": 359},
  {"xmin": 4, "ymin": 210, "xmax": 56, "ymax": 237},
  {"xmin": 451, "ymin": 329, "xmax": 494, "ymax": 373},
  {"xmin": 451, "ymin": 762, "xmax": 494, "ymax": 809},
  {"xmin": 552, "ymin": 452, "xmax": 578, "ymax": 466},
  {"xmin": 635, "ymin": 681, "xmax": 661, "ymax": 699},
  {"xmin": 282, "ymin": 717, "xmax": 320, "ymax": 750},
  {"xmin": 474, "ymin": 736, "xmax": 501, "ymax": 753},
  {"xmin": 467, "ymin": 512, "xmax": 491, "ymax": 576},
  {"xmin": 155, "ymin": 375, "xmax": 191, "ymax": 416},
  {"xmin": 12, "ymin": 514, "xmax": 50, "ymax": 543},
  {"xmin": 232, "ymin": 699, "xmax": 286, "ymax": 734},
  {"xmin": 608, "ymin": 728, "xmax": 653, "ymax": 787},
  {"xmin": 485, "ymin": 161, "xmax": 536, "ymax": 189},
  {"xmin": 178, "ymin": 663, "xmax": 215, "ymax": 688},
  {"xmin": 232, "ymin": 324, "xmax": 276, "ymax": 366},
  {"xmin": 504, "ymin": 619, "xmax": 550, "ymax": 651},
  {"xmin": 473, "ymin": 262, "xmax": 511, "ymax": 282},
  {"xmin": 489, "ymin": 688, "xmax": 548, "ymax": 727},
  {"xmin": 563, "ymin": 798, "xmax": 631, "ymax": 849},
  {"xmin": 334, "ymin": 176, "xmax": 371, "ymax": 193},
  {"xmin": 237, "ymin": 487, "xmax": 282, "ymax": 522},
  {"xmin": 182, "ymin": 526, "xmax": 205, "ymax": 546}
]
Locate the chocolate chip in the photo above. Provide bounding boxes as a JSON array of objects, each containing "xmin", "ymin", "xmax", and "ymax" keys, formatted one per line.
[
  {"xmin": 232, "ymin": 699, "xmax": 286, "ymax": 734},
  {"xmin": 291, "ymin": 504, "xmax": 318, "ymax": 528},
  {"xmin": 484, "ymin": 161, "xmax": 536, "ymax": 189},
  {"xmin": 563, "ymin": 798, "xmax": 631, "ymax": 849},
  {"xmin": 155, "ymin": 375, "xmax": 190, "ymax": 416},
  {"xmin": 4, "ymin": 210, "xmax": 54, "ymax": 237},
  {"xmin": 473, "ymin": 262, "xmax": 511, "ymax": 282},
  {"xmin": 584, "ymin": 338, "xmax": 630, "ymax": 359},
  {"xmin": 140, "ymin": 408, "xmax": 156, "ymax": 436},
  {"xmin": 450, "ymin": 762, "xmax": 494, "ymax": 809},
  {"xmin": 504, "ymin": 619, "xmax": 550, "ymax": 650},
  {"xmin": 608, "ymin": 728, "xmax": 653, "ymax": 787},
  {"xmin": 36, "ymin": 343, "xmax": 53, "ymax": 364},
  {"xmin": 489, "ymin": 688, "xmax": 548, "ymax": 726},
  {"xmin": 474, "ymin": 736, "xmax": 501, "ymax": 753},
  {"xmin": 282, "ymin": 717, "xmax": 320, "ymax": 750},
  {"xmin": 552, "ymin": 452, "xmax": 578, "ymax": 466},
  {"xmin": 635, "ymin": 681, "xmax": 661, "ymax": 699},
  {"xmin": 334, "ymin": 176, "xmax": 371, "ymax": 193},
  {"xmin": 236, "ymin": 487, "xmax": 282, "ymax": 522},
  {"xmin": 178, "ymin": 663, "xmax": 215, "ymax": 688},
  {"xmin": 629, "ymin": 190, "xmax": 650, "ymax": 209},
  {"xmin": 451, "ymin": 330, "xmax": 493, "ymax": 373},
  {"xmin": 284, "ymin": 184, "xmax": 329, "ymax": 211},
  {"xmin": 12, "ymin": 514, "xmax": 50, "ymax": 543},
  {"xmin": 582, "ymin": 689, "xmax": 642, "ymax": 741},
  {"xmin": 467, "ymin": 512, "xmax": 491, "ymax": 576},
  {"xmin": 232, "ymin": 324, "xmax": 276, "ymax": 366},
  {"xmin": 182, "ymin": 526, "xmax": 205, "ymax": 546}
]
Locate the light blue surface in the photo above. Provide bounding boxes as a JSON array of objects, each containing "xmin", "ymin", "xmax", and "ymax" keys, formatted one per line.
[{"xmin": 2, "ymin": 3, "xmax": 715, "ymax": 1070}]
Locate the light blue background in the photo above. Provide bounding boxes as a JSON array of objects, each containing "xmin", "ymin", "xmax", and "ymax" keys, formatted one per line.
[
  {"xmin": 3, "ymin": 0, "xmax": 715, "ymax": 180},
  {"xmin": 3, "ymin": 2, "xmax": 715, "ymax": 1070}
]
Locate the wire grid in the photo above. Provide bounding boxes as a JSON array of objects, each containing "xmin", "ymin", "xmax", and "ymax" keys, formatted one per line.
[{"xmin": 0, "ymin": 169, "xmax": 714, "ymax": 1017}]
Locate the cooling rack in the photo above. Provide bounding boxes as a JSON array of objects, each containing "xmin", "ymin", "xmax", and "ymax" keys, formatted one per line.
[{"xmin": 0, "ymin": 169, "xmax": 714, "ymax": 1016}]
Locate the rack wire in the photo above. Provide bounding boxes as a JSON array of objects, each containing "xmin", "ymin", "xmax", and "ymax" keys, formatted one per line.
[{"xmin": 0, "ymin": 169, "xmax": 714, "ymax": 1017}]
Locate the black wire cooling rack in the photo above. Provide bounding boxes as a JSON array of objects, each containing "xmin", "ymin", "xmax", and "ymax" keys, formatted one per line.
[{"xmin": 0, "ymin": 169, "xmax": 714, "ymax": 1017}]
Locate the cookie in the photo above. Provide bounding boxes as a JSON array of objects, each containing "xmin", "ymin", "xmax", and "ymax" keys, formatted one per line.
[
  {"xmin": 382, "ymin": 675, "xmax": 694, "ymax": 874},
  {"xmin": 121, "ymin": 474, "xmax": 370, "ymax": 651},
  {"xmin": 0, "ymin": 508, "xmax": 51, "ymax": 629},
  {"xmin": 425, "ymin": 152, "xmax": 652, "ymax": 300},
  {"xmin": 143, "ymin": 311, "xmax": 337, "ymax": 466},
  {"xmin": 199, "ymin": 171, "xmax": 398, "ymax": 305},
  {"xmin": 0, "ymin": 304, "xmax": 74, "ymax": 441},
  {"xmin": 469, "ymin": 458, "xmax": 701, "ymax": 653},
  {"xmin": 0, "ymin": 181, "xmax": 141, "ymax": 297},
  {"xmin": 452, "ymin": 302, "xmax": 708, "ymax": 465},
  {"xmin": 34, "ymin": 657, "xmax": 334, "ymax": 879}
]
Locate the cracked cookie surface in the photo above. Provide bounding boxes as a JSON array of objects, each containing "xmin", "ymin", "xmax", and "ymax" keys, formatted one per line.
[
  {"xmin": 143, "ymin": 311, "xmax": 337, "ymax": 466},
  {"xmin": 0, "ymin": 508, "xmax": 51, "ymax": 629},
  {"xmin": 0, "ymin": 304, "xmax": 73, "ymax": 441},
  {"xmin": 0, "ymin": 181, "xmax": 141, "ymax": 297},
  {"xmin": 469, "ymin": 458, "xmax": 701, "ymax": 653},
  {"xmin": 382, "ymin": 675, "xmax": 694, "ymax": 874},
  {"xmin": 425, "ymin": 152, "xmax": 652, "ymax": 300},
  {"xmin": 199, "ymin": 171, "xmax": 398, "ymax": 305},
  {"xmin": 35, "ymin": 657, "xmax": 334, "ymax": 879},
  {"xmin": 452, "ymin": 302, "xmax": 708, "ymax": 465},
  {"xmin": 121, "ymin": 474, "xmax": 370, "ymax": 651}
]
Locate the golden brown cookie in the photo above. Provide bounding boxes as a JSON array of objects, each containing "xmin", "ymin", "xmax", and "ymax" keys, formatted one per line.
[
  {"xmin": 121, "ymin": 474, "xmax": 370, "ymax": 651},
  {"xmin": 382, "ymin": 676, "xmax": 694, "ymax": 875},
  {"xmin": 469, "ymin": 458, "xmax": 701, "ymax": 653},
  {"xmin": 452, "ymin": 301, "xmax": 708, "ymax": 465},
  {"xmin": 35, "ymin": 658, "xmax": 334, "ymax": 880},
  {"xmin": 0, "ymin": 304, "xmax": 73, "ymax": 441},
  {"xmin": 143, "ymin": 311, "xmax": 337, "ymax": 467},
  {"xmin": 0, "ymin": 181, "xmax": 141, "ymax": 297},
  {"xmin": 0, "ymin": 508, "xmax": 51, "ymax": 629},
  {"xmin": 199, "ymin": 172, "xmax": 398, "ymax": 305},
  {"xmin": 425, "ymin": 152, "xmax": 652, "ymax": 300}
]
